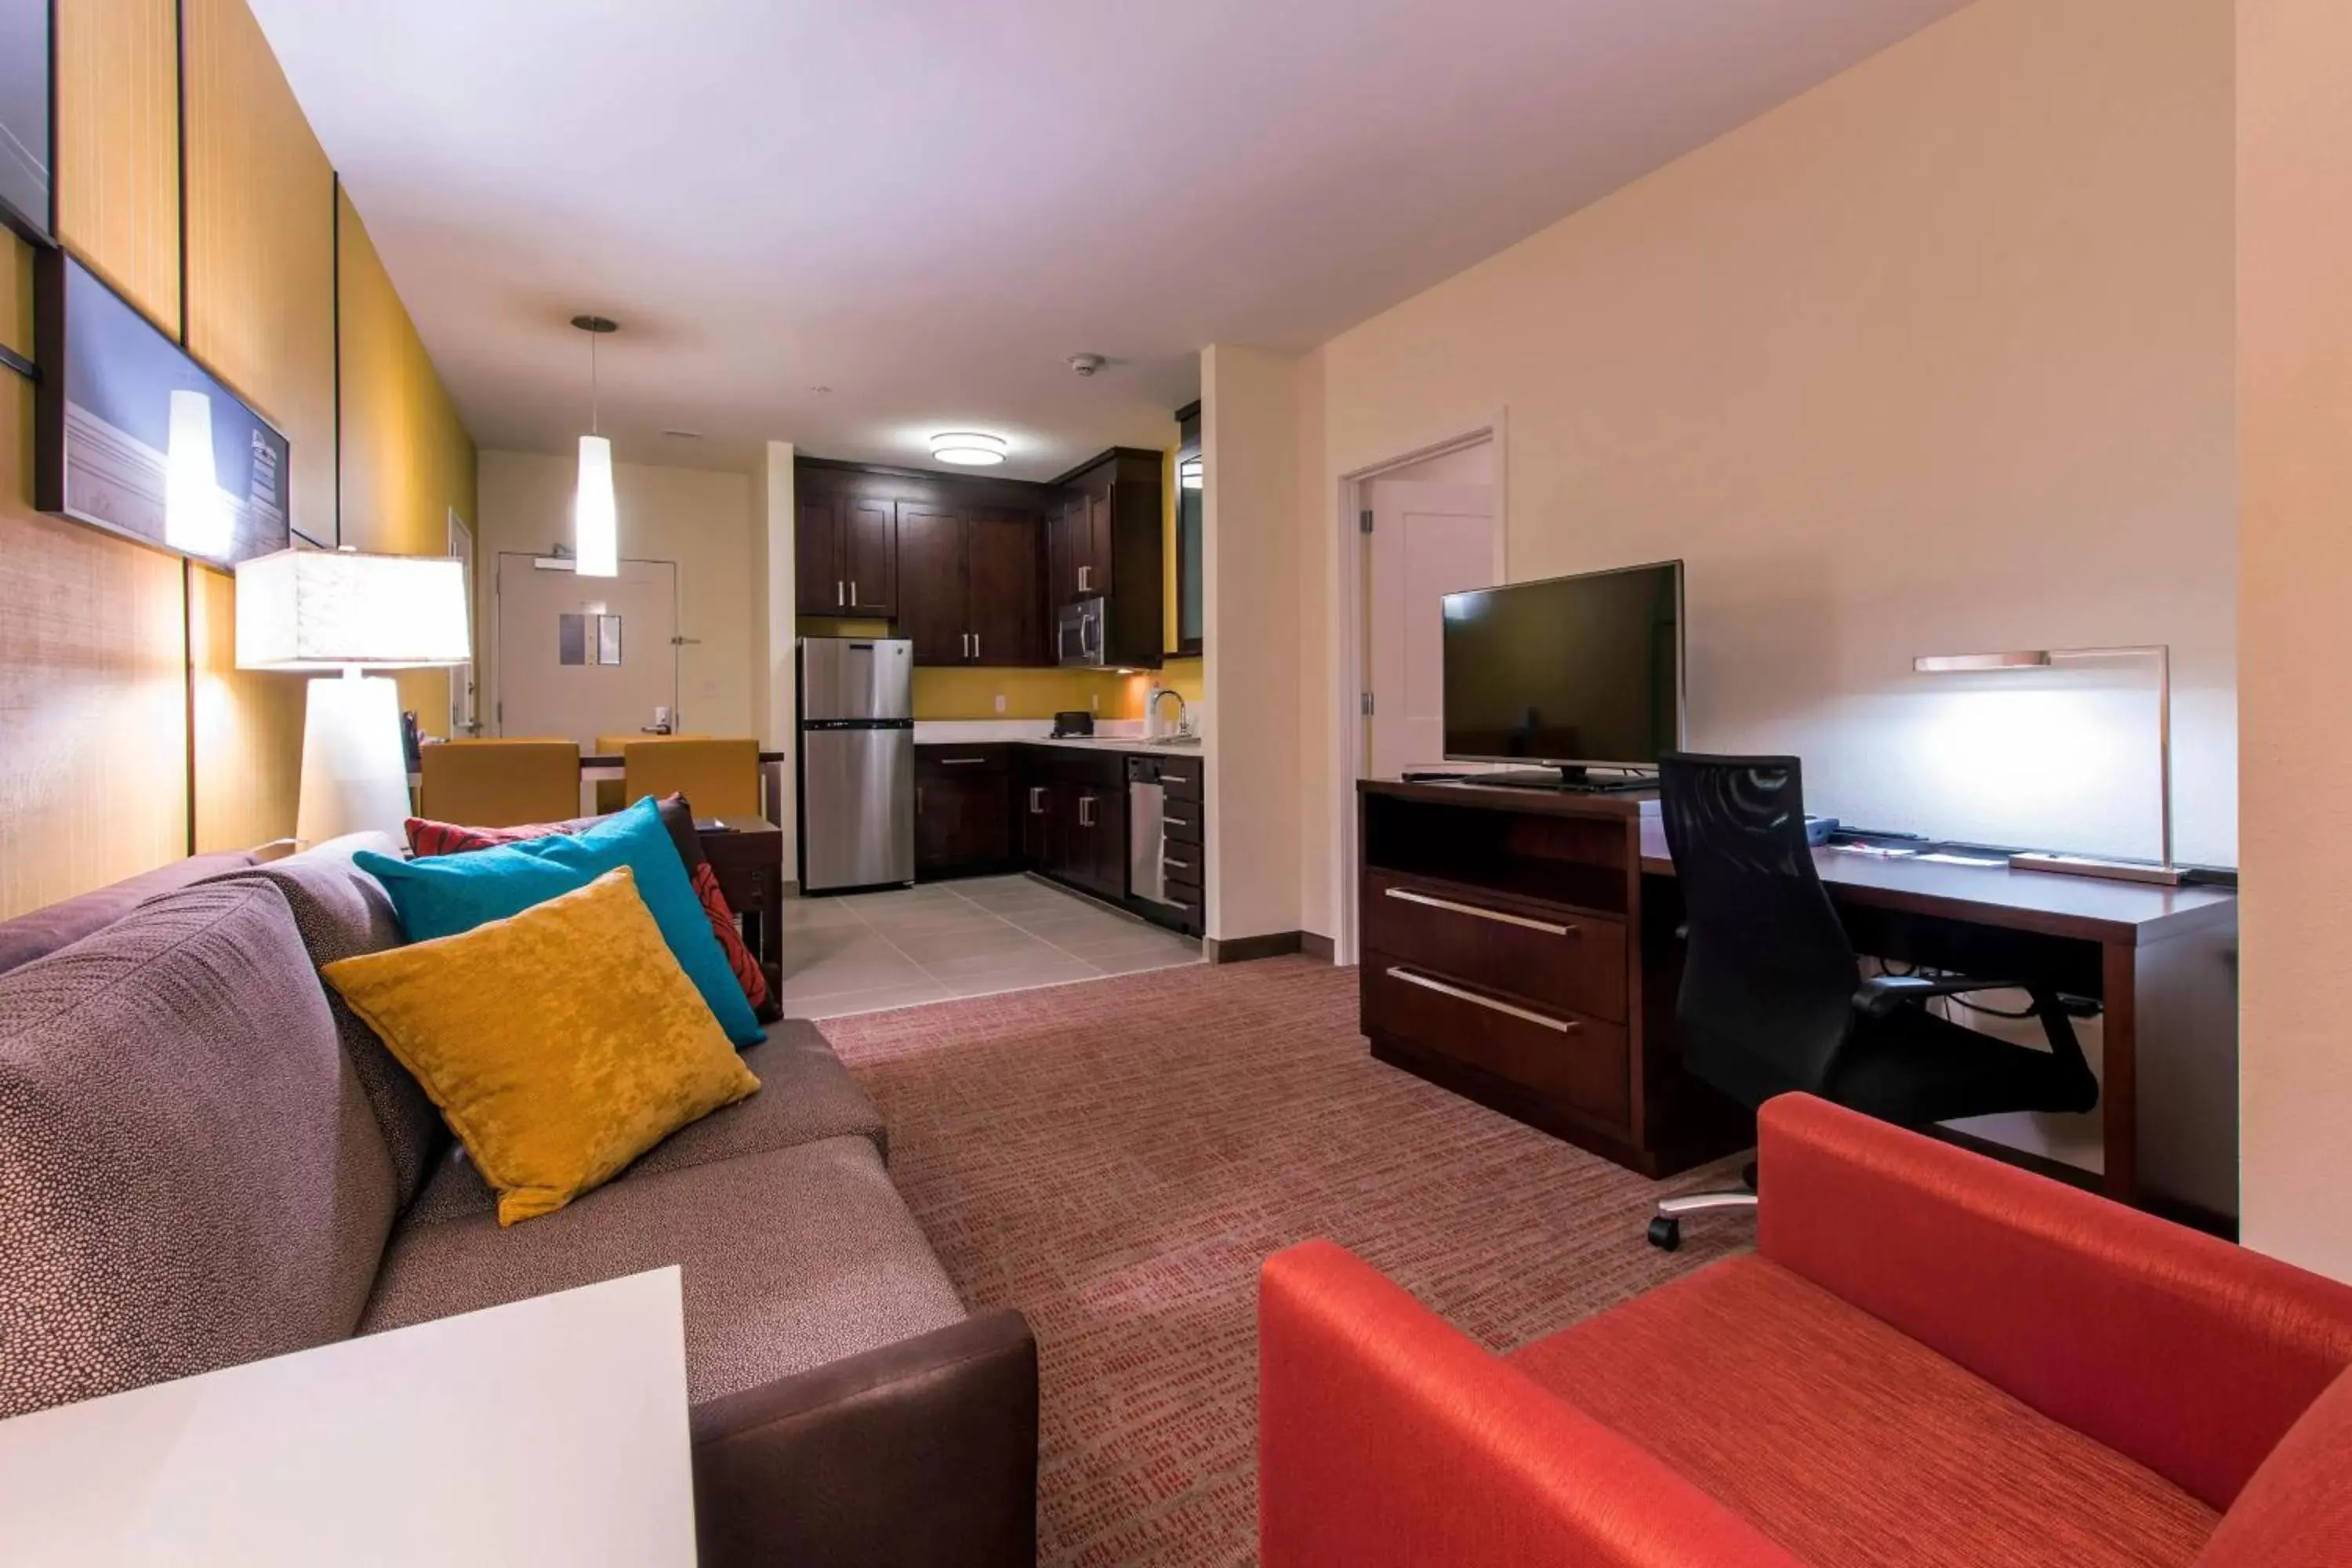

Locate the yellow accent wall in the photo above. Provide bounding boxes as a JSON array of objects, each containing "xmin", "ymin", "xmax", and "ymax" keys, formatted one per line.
[
  {"xmin": 0, "ymin": 0, "xmax": 480, "ymax": 910},
  {"xmin": 910, "ymin": 666, "xmax": 1136, "ymax": 721},
  {"xmin": 339, "ymin": 190, "xmax": 481, "ymax": 739}
]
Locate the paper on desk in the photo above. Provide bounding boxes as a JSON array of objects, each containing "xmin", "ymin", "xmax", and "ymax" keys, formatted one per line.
[{"xmin": 1916, "ymin": 852, "xmax": 2005, "ymax": 867}]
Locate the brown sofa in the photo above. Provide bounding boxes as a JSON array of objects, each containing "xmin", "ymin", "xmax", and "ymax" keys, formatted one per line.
[{"xmin": 0, "ymin": 836, "xmax": 1036, "ymax": 1567}]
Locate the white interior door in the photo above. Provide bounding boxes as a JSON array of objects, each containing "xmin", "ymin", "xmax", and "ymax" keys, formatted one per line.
[
  {"xmin": 446, "ymin": 510, "xmax": 479, "ymax": 737},
  {"xmin": 495, "ymin": 554, "xmax": 680, "ymax": 746},
  {"xmin": 1366, "ymin": 479, "xmax": 1499, "ymax": 778}
]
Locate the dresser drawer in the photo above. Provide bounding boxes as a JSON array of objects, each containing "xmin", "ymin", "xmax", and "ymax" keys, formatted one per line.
[
  {"xmin": 1361, "ymin": 872, "xmax": 1628, "ymax": 1025},
  {"xmin": 1363, "ymin": 954, "xmax": 1629, "ymax": 1127}
]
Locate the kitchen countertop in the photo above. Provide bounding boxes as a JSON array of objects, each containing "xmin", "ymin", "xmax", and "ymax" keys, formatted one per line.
[{"xmin": 913, "ymin": 719, "xmax": 1200, "ymax": 756}]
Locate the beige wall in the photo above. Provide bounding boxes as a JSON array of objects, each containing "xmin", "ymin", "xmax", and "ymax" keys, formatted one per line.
[
  {"xmin": 1302, "ymin": 0, "xmax": 2235, "ymax": 898},
  {"xmin": 476, "ymin": 452, "xmax": 757, "ymax": 742},
  {"xmin": 2238, "ymin": 0, "xmax": 2352, "ymax": 1281},
  {"xmin": 1203, "ymin": 345, "xmax": 1310, "ymax": 942}
]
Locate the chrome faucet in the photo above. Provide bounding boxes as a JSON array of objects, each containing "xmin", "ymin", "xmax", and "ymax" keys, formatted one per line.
[{"xmin": 1143, "ymin": 685, "xmax": 1191, "ymax": 740}]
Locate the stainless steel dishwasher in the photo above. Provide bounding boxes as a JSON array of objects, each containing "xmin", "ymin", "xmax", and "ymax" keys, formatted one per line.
[{"xmin": 1126, "ymin": 755, "xmax": 1174, "ymax": 910}]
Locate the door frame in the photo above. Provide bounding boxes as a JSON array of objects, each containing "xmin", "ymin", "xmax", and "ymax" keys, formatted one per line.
[
  {"xmin": 490, "ymin": 551, "xmax": 683, "ymax": 739},
  {"xmin": 447, "ymin": 508, "xmax": 478, "ymax": 737},
  {"xmin": 1325, "ymin": 410, "xmax": 1508, "ymax": 968}
]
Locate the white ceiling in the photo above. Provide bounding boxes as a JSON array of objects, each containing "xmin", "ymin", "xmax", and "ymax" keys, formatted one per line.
[{"xmin": 249, "ymin": 0, "xmax": 1968, "ymax": 481}]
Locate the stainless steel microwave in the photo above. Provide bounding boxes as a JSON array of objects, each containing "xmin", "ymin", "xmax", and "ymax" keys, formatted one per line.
[{"xmin": 1057, "ymin": 597, "xmax": 1106, "ymax": 667}]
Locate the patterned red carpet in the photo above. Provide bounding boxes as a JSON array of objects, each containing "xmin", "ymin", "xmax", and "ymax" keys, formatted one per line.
[{"xmin": 820, "ymin": 956, "xmax": 1747, "ymax": 1566}]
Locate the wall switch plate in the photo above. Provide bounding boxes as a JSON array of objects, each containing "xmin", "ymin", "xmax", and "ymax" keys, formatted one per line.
[
  {"xmin": 995, "ymin": 695, "xmax": 1007, "ymax": 713},
  {"xmin": 1090, "ymin": 694, "xmax": 1100, "ymax": 712}
]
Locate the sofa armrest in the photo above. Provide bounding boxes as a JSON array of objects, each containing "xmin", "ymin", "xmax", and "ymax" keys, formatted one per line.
[
  {"xmin": 1755, "ymin": 1094, "xmax": 2352, "ymax": 1511},
  {"xmin": 689, "ymin": 1308, "xmax": 1037, "ymax": 1568},
  {"xmin": 1259, "ymin": 1242, "xmax": 1800, "ymax": 1568}
]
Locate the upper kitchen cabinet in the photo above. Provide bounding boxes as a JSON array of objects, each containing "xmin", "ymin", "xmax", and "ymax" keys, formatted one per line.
[
  {"xmin": 1174, "ymin": 403, "xmax": 1203, "ymax": 656},
  {"xmin": 1049, "ymin": 448, "xmax": 1166, "ymax": 670},
  {"xmin": 796, "ymin": 458, "xmax": 1051, "ymax": 666},
  {"xmin": 796, "ymin": 481, "xmax": 897, "ymax": 616}
]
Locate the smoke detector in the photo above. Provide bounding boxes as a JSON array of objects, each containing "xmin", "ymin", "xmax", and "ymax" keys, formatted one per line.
[{"xmin": 1067, "ymin": 354, "xmax": 1106, "ymax": 377}]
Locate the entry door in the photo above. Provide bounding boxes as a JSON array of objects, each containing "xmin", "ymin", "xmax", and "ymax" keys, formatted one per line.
[
  {"xmin": 1365, "ymin": 480, "xmax": 1498, "ymax": 779},
  {"xmin": 494, "ymin": 554, "xmax": 680, "ymax": 746}
]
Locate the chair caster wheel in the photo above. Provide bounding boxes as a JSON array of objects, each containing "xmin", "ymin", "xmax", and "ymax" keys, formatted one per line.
[{"xmin": 1647, "ymin": 1217, "xmax": 1682, "ymax": 1252}]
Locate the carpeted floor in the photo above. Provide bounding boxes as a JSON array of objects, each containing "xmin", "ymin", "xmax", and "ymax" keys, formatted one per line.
[{"xmin": 819, "ymin": 956, "xmax": 1748, "ymax": 1566}]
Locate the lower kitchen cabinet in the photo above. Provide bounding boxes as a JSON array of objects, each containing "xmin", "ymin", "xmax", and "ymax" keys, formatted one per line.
[{"xmin": 913, "ymin": 746, "xmax": 1014, "ymax": 880}]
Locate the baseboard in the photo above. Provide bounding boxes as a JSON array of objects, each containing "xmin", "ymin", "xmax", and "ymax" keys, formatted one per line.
[
  {"xmin": 1206, "ymin": 931, "xmax": 1304, "ymax": 964},
  {"xmin": 1301, "ymin": 931, "xmax": 1336, "ymax": 961}
]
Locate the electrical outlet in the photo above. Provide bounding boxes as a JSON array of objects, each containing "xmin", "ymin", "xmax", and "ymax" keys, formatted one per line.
[{"xmin": 995, "ymin": 694, "xmax": 1007, "ymax": 713}]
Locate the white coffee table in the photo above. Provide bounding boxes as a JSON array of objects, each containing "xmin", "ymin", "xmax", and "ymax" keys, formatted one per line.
[{"xmin": 0, "ymin": 1267, "xmax": 697, "ymax": 1566}]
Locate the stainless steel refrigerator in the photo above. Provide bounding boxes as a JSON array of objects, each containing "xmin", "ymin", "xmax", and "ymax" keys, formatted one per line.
[{"xmin": 796, "ymin": 637, "xmax": 915, "ymax": 893}]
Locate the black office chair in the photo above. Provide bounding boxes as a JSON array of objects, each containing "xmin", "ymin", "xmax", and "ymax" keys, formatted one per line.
[{"xmin": 1646, "ymin": 752, "xmax": 2099, "ymax": 1250}]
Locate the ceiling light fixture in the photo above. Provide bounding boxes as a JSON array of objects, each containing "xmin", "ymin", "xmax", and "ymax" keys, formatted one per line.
[
  {"xmin": 931, "ymin": 431, "xmax": 1008, "ymax": 467},
  {"xmin": 572, "ymin": 314, "xmax": 620, "ymax": 578}
]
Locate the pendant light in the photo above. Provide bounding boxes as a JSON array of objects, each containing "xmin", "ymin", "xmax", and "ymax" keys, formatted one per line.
[{"xmin": 572, "ymin": 314, "xmax": 619, "ymax": 577}]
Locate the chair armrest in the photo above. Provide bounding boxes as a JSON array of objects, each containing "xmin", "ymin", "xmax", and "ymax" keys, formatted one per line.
[
  {"xmin": 1755, "ymin": 1094, "xmax": 2352, "ymax": 1510},
  {"xmin": 1852, "ymin": 972, "xmax": 2027, "ymax": 1017},
  {"xmin": 1259, "ymin": 1242, "xmax": 1801, "ymax": 1568},
  {"xmin": 689, "ymin": 1309, "xmax": 1037, "ymax": 1568}
]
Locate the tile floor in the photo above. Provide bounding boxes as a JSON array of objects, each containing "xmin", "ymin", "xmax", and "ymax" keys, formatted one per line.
[{"xmin": 778, "ymin": 874, "xmax": 1203, "ymax": 1018}]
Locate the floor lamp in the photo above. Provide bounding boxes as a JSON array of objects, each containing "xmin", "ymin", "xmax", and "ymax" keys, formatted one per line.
[
  {"xmin": 235, "ymin": 548, "xmax": 473, "ymax": 846},
  {"xmin": 1911, "ymin": 644, "xmax": 2180, "ymax": 887}
]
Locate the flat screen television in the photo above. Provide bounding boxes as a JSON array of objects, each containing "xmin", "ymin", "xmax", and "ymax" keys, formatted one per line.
[
  {"xmin": 1441, "ymin": 560, "xmax": 1685, "ymax": 786},
  {"xmin": 0, "ymin": 0, "xmax": 51, "ymax": 242},
  {"xmin": 34, "ymin": 249, "xmax": 293, "ymax": 568}
]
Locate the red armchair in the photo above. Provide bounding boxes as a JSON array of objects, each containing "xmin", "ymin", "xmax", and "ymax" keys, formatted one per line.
[{"xmin": 1260, "ymin": 1094, "xmax": 2352, "ymax": 1568}]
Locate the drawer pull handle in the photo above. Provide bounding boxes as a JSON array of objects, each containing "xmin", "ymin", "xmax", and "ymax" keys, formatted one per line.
[
  {"xmin": 1164, "ymin": 858, "xmax": 1192, "ymax": 871},
  {"xmin": 1164, "ymin": 814, "xmax": 1193, "ymax": 828},
  {"xmin": 939, "ymin": 757, "xmax": 989, "ymax": 766},
  {"xmin": 1387, "ymin": 967, "xmax": 1578, "ymax": 1033},
  {"xmin": 1385, "ymin": 887, "xmax": 1575, "ymax": 937}
]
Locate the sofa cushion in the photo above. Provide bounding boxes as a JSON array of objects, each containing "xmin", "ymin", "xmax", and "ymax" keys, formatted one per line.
[
  {"xmin": 201, "ymin": 833, "xmax": 446, "ymax": 1207},
  {"xmin": 1509, "ymin": 1254, "xmax": 2218, "ymax": 1568},
  {"xmin": 0, "ymin": 851, "xmax": 259, "ymax": 978},
  {"xmin": 364, "ymin": 1134, "xmax": 965, "ymax": 1403},
  {"xmin": 402, "ymin": 1017, "xmax": 887, "ymax": 1226},
  {"xmin": 0, "ymin": 881, "xmax": 397, "ymax": 1419}
]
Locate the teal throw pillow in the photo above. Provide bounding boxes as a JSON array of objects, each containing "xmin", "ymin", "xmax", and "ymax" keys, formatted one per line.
[{"xmin": 355, "ymin": 797, "xmax": 764, "ymax": 1046}]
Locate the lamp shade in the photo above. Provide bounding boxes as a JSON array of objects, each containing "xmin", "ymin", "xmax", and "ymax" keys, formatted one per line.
[{"xmin": 234, "ymin": 548, "xmax": 472, "ymax": 670}]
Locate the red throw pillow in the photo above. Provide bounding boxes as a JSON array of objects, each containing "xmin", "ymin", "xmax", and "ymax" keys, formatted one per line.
[{"xmin": 403, "ymin": 794, "xmax": 774, "ymax": 1019}]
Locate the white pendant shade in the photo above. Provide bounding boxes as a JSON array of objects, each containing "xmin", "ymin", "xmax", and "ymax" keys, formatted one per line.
[
  {"xmin": 575, "ymin": 434, "xmax": 619, "ymax": 576},
  {"xmin": 234, "ymin": 548, "xmax": 472, "ymax": 670}
]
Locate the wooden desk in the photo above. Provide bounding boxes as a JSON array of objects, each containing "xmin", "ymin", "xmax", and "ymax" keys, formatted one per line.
[
  {"xmin": 0, "ymin": 1269, "xmax": 695, "ymax": 1566},
  {"xmin": 699, "ymin": 816, "xmax": 785, "ymax": 985},
  {"xmin": 1357, "ymin": 779, "xmax": 2239, "ymax": 1212}
]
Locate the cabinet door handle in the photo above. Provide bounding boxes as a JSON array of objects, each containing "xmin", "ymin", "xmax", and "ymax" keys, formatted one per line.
[
  {"xmin": 1029, "ymin": 786, "xmax": 1046, "ymax": 813},
  {"xmin": 1078, "ymin": 565, "xmax": 1091, "ymax": 593},
  {"xmin": 1385, "ymin": 967, "xmax": 1578, "ymax": 1033},
  {"xmin": 1383, "ymin": 886, "xmax": 1577, "ymax": 937},
  {"xmin": 972, "ymin": 633, "xmax": 980, "ymax": 661},
  {"xmin": 1079, "ymin": 797, "xmax": 1094, "ymax": 827},
  {"xmin": 836, "ymin": 580, "xmax": 845, "ymax": 607},
  {"xmin": 940, "ymin": 757, "xmax": 988, "ymax": 766},
  {"xmin": 851, "ymin": 580, "xmax": 858, "ymax": 605}
]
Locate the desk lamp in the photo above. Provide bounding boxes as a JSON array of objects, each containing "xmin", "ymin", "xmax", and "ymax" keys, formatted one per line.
[
  {"xmin": 235, "ymin": 548, "xmax": 472, "ymax": 845},
  {"xmin": 1911, "ymin": 645, "xmax": 2179, "ymax": 886}
]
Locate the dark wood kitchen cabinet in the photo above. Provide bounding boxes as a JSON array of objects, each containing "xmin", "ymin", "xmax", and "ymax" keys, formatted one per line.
[
  {"xmin": 894, "ymin": 505, "xmax": 969, "ymax": 664},
  {"xmin": 1046, "ymin": 448, "xmax": 1165, "ymax": 668},
  {"xmin": 1014, "ymin": 746, "xmax": 1127, "ymax": 902},
  {"xmin": 796, "ymin": 492, "xmax": 896, "ymax": 616},
  {"xmin": 914, "ymin": 746, "xmax": 1014, "ymax": 880}
]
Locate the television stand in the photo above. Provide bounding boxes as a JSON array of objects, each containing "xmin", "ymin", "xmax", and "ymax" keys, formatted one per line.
[
  {"xmin": 1356, "ymin": 778, "xmax": 1751, "ymax": 1178},
  {"xmin": 1479, "ymin": 766, "xmax": 1658, "ymax": 795}
]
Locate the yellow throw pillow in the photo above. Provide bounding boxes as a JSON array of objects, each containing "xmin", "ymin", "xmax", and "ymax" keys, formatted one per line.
[{"xmin": 322, "ymin": 866, "xmax": 760, "ymax": 1225}]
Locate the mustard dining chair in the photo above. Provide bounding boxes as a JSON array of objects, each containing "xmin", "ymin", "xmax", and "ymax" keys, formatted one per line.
[
  {"xmin": 592, "ymin": 733, "xmax": 710, "ymax": 814},
  {"xmin": 620, "ymin": 737, "xmax": 763, "ymax": 819},
  {"xmin": 417, "ymin": 739, "xmax": 583, "ymax": 827}
]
